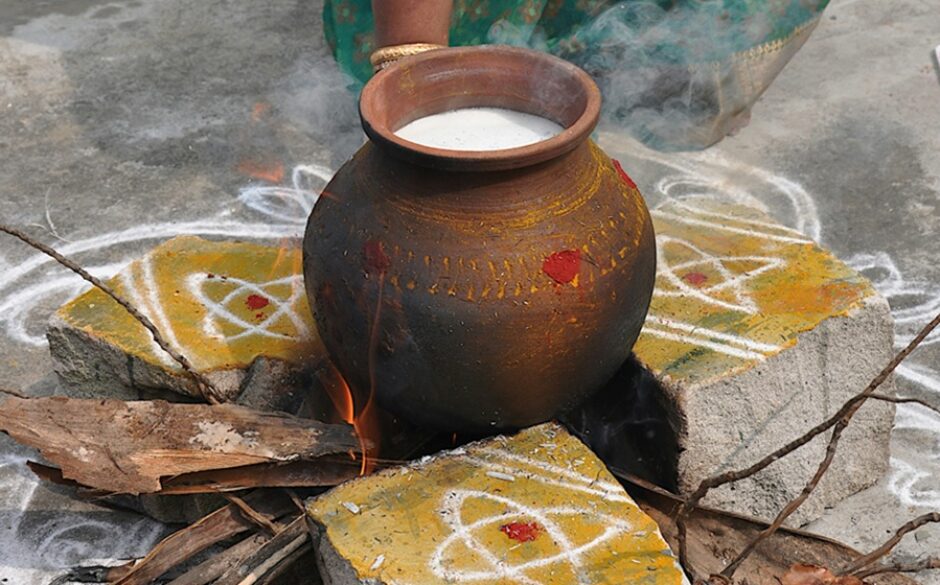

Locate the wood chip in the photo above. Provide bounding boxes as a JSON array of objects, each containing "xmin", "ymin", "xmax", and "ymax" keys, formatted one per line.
[
  {"xmin": 111, "ymin": 491, "xmax": 295, "ymax": 585},
  {"xmin": 157, "ymin": 459, "xmax": 362, "ymax": 494},
  {"xmin": 214, "ymin": 515, "xmax": 308, "ymax": 585},
  {"xmin": 167, "ymin": 533, "xmax": 268, "ymax": 585}
]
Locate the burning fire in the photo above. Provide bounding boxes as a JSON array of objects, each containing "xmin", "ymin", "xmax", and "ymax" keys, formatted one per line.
[
  {"xmin": 320, "ymin": 361, "xmax": 380, "ymax": 475},
  {"xmin": 263, "ymin": 236, "xmax": 380, "ymax": 474}
]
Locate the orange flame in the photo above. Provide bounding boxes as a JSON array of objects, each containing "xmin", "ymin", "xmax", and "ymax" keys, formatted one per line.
[
  {"xmin": 320, "ymin": 361, "xmax": 379, "ymax": 475},
  {"xmin": 312, "ymin": 251, "xmax": 391, "ymax": 477},
  {"xmin": 354, "ymin": 386, "xmax": 381, "ymax": 475},
  {"xmin": 322, "ymin": 361, "xmax": 356, "ymax": 425}
]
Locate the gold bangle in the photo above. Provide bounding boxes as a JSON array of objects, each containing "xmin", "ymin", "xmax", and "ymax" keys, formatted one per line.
[{"xmin": 370, "ymin": 43, "xmax": 446, "ymax": 72}]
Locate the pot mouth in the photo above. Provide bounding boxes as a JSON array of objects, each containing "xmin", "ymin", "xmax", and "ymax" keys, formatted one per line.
[{"xmin": 359, "ymin": 45, "xmax": 601, "ymax": 172}]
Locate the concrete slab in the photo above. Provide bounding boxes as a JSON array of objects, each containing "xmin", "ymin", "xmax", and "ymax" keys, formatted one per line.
[
  {"xmin": 47, "ymin": 235, "xmax": 324, "ymax": 409},
  {"xmin": 630, "ymin": 196, "xmax": 896, "ymax": 525},
  {"xmin": 307, "ymin": 423, "xmax": 687, "ymax": 585}
]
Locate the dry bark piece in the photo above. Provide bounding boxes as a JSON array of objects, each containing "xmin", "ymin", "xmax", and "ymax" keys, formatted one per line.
[
  {"xmin": 0, "ymin": 396, "xmax": 361, "ymax": 494},
  {"xmin": 223, "ymin": 493, "xmax": 281, "ymax": 535},
  {"xmin": 109, "ymin": 491, "xmax": 296, "ymax": 585},
  {"xmin": 214, "ymin": 515, "xmax": 308, "ymax": 585},
  {"xmin": 27, "ymin": 458, "xmax": 361, "ymax": 496},
  {"xmin": 854, "ymin": 557, "xmax": 940, "ymax": 579},
  {"xmin": 157, "ymin": 459, "xmax": 362, "ymax": 494},
  {"xmin": 254, "ymin": 542, "xmax": 319, "ymax": 585},
  {"xmin": 167, "ymin": 533, "xmax": 269, "ymax": 585}
]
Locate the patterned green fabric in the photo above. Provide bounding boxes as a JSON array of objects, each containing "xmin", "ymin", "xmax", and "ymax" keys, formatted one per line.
[{"xmin": 323, "ymin": 0, "xmax": 829, "ymax": 149}]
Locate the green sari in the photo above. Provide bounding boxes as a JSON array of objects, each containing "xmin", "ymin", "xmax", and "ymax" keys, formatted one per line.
[{"xmin": 324, "ymin": 0, "xmax": 829, "ymax": 150}]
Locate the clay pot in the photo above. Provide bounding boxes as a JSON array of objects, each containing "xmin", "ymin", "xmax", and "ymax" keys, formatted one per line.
[{"xmin": 303, "ymin": 46, "xmax": 656, "ymax": 432}]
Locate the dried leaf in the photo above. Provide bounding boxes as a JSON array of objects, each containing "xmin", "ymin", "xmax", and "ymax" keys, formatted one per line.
[
  {"xmin": 782, "ymin": 564, "xmax": 863, "ymax": 585},
  {"xmin": 783, "ymin": 564, "xmax": 838, "ymax": 585}
]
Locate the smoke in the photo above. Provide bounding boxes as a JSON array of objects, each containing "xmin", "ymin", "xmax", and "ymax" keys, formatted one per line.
[
  {"xmin": 488, "ymin": 1, "xmax": 784, "ymax": 151},
  {"xmin": 272, "ymin": 57, "xmax": 365, "ymax": 167},
  {"xmin": 274, "ymin": 1, "xmax": 800, "ymax": 157}
]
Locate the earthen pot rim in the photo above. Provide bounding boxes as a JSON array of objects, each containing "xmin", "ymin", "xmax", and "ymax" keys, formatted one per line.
[{"xmin": 359, "ymin": 45, "xmax": 602, "ymax": 172}]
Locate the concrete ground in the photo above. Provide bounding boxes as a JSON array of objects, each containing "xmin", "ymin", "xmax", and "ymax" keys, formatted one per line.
[{"xmin": 0, "ymin": 0, "xmax": 938, "ymax": 583}]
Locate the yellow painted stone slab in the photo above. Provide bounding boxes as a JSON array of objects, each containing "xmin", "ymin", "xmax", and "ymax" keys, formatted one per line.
[
  {"xmin": 307, "ymin": 423, "xmax": 687, "ymax": 585},
  {"xmin": 56, "ymin": 235, "xmax": 322, "ymax": 373},
  {"xmin": 635, "ymin": 199, "xmax": 874, "ymax": 388}
]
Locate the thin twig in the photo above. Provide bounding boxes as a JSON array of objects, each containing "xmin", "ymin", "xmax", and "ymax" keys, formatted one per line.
[
  {"xmin": 43, "ymin": 187, "xmax": 71, "ymax": 242},
  {"xmin": 167, "ymin": 534, "xmax": 268, "ymax": 585},
  {"xmin": 869, "ymin": 393, "xmax": 940, "ymax": 416},
  {"xmin": 723, "ymin": 365, "xmax": 940, "ymax": 576},
  {"xmin": 841, "ymin": 512, "xmax": 940, "ymax": 575},
  {"xmin": 255, "ymin": 540, "xmax": 312, "ymax": 585},
  {"xmin": 0, "ymin": 223, "xmax": 224, "ymax": 404},
  {"xmin": 216, "ymin": 515, "xmax": 306, "ymax": 585},
  {"xmin": 235, "ymin": 534, "xmax": 306, "ymax": 585},
  {"xmin": 853, "ymin": 556, "xmax": 940, "ymax": 578},
  {"xmin": 675, "ymin": 311, "xmax": 940, "ymax": 577},
  {"xmin": 285, "ymin": 489, "xmax": 306, "ymax": 514},
  {"xmin": 720, "ymin": 418, "xmax": 851, "ymax": 577},
  {"xmin": 223, "ymin": 493, "xmax": 281, "ymax": 536}
]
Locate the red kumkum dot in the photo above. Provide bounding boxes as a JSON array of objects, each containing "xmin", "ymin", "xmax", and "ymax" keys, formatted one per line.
[
  {"xmin": 612, "ymin": 159, "xmax": 637, "ymax": 189},
  {"xmin": 500, "ymin": 521, "xmax": 541, "ymax": 542},
  {"xmin": 363, "ymin": 240, "xmax": 390, "ymax": 274},
  {"xmin": 246, "ymin": 294, "xmax": 269, "ymax": 310},
  {"xmin": 542, "ymin": 249, "xmax": 581, "ymax": 284},
  {"xmin": 682, "ymin": 272, "xmax": 708, "ymax": 286}
]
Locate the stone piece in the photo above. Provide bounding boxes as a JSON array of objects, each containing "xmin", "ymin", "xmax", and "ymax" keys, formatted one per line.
[
  {"xmin": 47, "ymin": 235, "xmax": 326, "ymax": 408},
  {"xmin": 307, "ymin": 423, "xmax": 687, "ymax": 585},
  {"xmin": 632, "ymin": 198, "xmax": 896, "ymax": 525}
]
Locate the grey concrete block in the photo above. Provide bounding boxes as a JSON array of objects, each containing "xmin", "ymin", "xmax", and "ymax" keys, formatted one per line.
[
  {"xmin": 670, "ymin": 294, "xmax": 896, "ymax": 524},
  {"xmin": 628, "ymin": 200, "xmax": 897, "ymax": 525}
]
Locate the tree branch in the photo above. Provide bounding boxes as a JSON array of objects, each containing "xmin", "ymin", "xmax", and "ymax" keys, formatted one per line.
[
  {"xmin": 720, "ymin": 418, "xmax": 850, "ymax": 577},
  {"xmin": 853, "ymin": 556, "xmax": 940, "ymax": 579},
  {"xmin": 0, "ymin": 223, "xmax": 224, "ymax": 404},
  {"xmin": 675, "ymin": 310, "xmax": 940, "ymax": 578},
  {"xmin": 841, "ymin": 512, "xmax": 940, "ymax": 576},
  {"xmin": 868, "ymin": 394, "xmax": 940, "ymax": 416},
  {"xmin": 223, "ymin": 493, "xmax": 282, "ymax": 536}
]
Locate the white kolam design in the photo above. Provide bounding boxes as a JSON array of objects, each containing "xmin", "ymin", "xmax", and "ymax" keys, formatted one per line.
[
  {"xmin": 186, "ymin": 273, "xmax": 312, "ymax": 342},
  {"xmin": 428, "ymin": 447, "xmax": 667, "ymax": 585}
]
